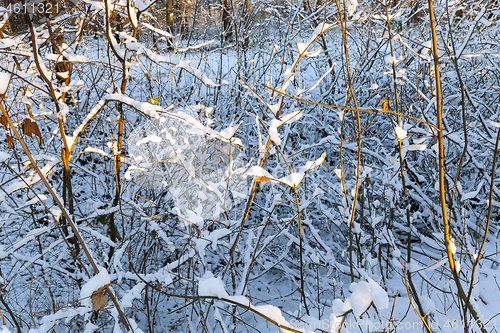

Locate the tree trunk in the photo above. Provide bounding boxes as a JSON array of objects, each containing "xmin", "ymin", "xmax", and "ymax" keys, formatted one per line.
[
  {"xmin": 222, "ymin": 0, "xmax": 232, "ymax": 41},
  {"xmin": 166, "ymin": 0, "xmax": 174, "ymax": 46}
]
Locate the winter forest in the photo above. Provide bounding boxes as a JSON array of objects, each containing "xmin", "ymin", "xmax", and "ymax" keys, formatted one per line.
[{"xmin": 0, "ymin": 0, "xmax": 499, "ymax": 331}]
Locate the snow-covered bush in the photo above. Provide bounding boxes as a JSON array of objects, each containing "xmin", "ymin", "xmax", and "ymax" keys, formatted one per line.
[{"xmin": 0, "ymin": 0, "xmax": 500, "ymax": 332}]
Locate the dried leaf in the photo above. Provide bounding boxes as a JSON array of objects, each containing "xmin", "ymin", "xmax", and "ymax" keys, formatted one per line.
[
  {"xmin": 6, "ymin": 133, "xmax": 14, "ymax": 148},
  {"xmin": 380, "ymin": 99, "xmax": 391, "ymax": 112},
  {"xmin": 91, "ymin": 286, "xmax": 108, "ymax": 311},
  {"xmin": 22, "ymin": 118, "xmax": 42, "ymax": 139},
  {"xmin": 0, "ymin": 115, "xmax": 7, "ymax": 128}
]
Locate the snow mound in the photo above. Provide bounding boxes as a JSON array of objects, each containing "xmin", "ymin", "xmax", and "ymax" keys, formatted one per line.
[
  {"xmin": 332, "ymin": 278, "xmax": 389, "ymax": 318},
  {"xmin": 0, "ymin": 151, "xmax": 9, "ymax": 163},
  {"xmin": 0, "ymin": 72, "xmax": 9, "ymax": 96},
  {"xmin": 198, "ymin": 271, "xmax": 229, "ymax": 299},
  {"xmin": 0, "ymin": 326, "xmax": 11, "ymax": 333}
]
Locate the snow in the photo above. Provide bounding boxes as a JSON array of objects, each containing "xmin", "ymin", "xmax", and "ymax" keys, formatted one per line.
[
  {"xmin": 0, "ymin": 72, "xmax": 9, "ymax": 95},
  {"xmin": 9, "ymin": 227, "xmax": 49, "ymax": 254},
  {"xmin": 22, "ymin": 194, "xmax": 47, "ymax": 207},
  {"xmin": 210, "ymin": 228, "xmax": 231, "ymax": 250},
  {"xmin": 226, "ymin": 295, "xmax": 251, "ymax": 307},
  {"xmin": 367, "ymin": 278, "xmax": 389, "ymax": 309},
  {"xmin": 142, "ymin": 22, "xmax": 173, "ymax": 38},
  {"xmin": 198, "ymin": 271, "xmax": 229, "ymax": 299},
  {"xmin": 460, "ymin": 180, "xmax": 484, "ymax": 201},
  {"xmin": 469, "ymin": 298, "xmax": 486, "ymax": 323},
  {"xmin": 135, "ymin": 135, "xmax": 163, "ymax": 146},
  {"xmin": 347, "ymin": 0, "xmax": 358, "ymax": 16},
  {"xmin": 106, "ymin": 14, "xmax": 125, "ymax": 60},
  {"xmin": 450, "ymin": 237, "xmax": 457, "ymax": 255},
  {"xmin": 31, "ymin": 35, "xmax": 53, "ymax": 82},
  {"xmin": 348, "ymin": 281, "xmax": 372, "ymax": 317},
  {"xmin": 2, "ymin": 5, "xmax": 500, "ymax": 333},
  {"xmin": 127, "ymin": 2, "xmax": 138, "ymax": 30},
  {"xmin": 407, "ymin": 143, "xmax": 426, "ymax": 151},
  {"xmin": 304, "ymin": 47, "xmax": 322, "ymax": 57},
  {"xmin": 0, "ymin": 326, "xmax": 11, "ymax": 333},
  {"xmin": 245, "ymin": 152, "xmax": 325, "ymax": 188},
  {"xmin": 252, "ymin": 304, "xmax": 290, "ymax": 327},
  {"xmin": 296, "ymin": 42, "xmax": 307, "ymax": 54},
  {"xmin": 308, "ymin": 65, "xmax": 334, "ymax": 91},
  {"xmin": 33, "ymin": 307, "xmax": 87, "ymax": 332},
  {"xmin": 332, "ymin": 278, "xmax": 389, "ymax": 319},
  {"xmin": 121, "ymin": 282, "xmax": 145, "ymax": 308},
  {"xmin": 177, "ymin": 39, "xmax": 216, "ymax": 52},
  {"xmin": 337, "ymin": 110, "xmax": 344, "ymax": 121},
  {"xmin": 455, "ymin": 260, "xmax": 461, "ymax": 272},
  {"xmin": 83, "ymin": 323, "xmax": 98, "ymax": 333},
  {"xmin": 395, "ymin": 126, "xmax": 407, "ymax": 140},
  {"xmin": 385, "ymin": 55, "xmax": 399, "ymax": 65},
  {"xmin": 268, "ymin": 118, "xmax": 282, "ymax": 145},
  {"xmin": 125, "ymin": 106, "xmax": 246, "ymax": 218},
  {"xmin": 218, "ymin": 123, "xmax": 241, "ymax": 140},
  {"xmin": 420, "ymin": 296, "xmax": 435, "ymax": 315},
  {"xmin": 0, "ymin": 151, "xmax": 9, "ymax": 163},
  {"xmin": 278, "ymin": 172, "xmax": 307, "ymax": 188},
  {"xmin": 137, "ymin": 44, "xmax": 218, "ymax": 86},
  {"xmin": 310, "ymin": 22, "xmax": 335, "ymax": 43},
  {"xmin": 84, "ymin": 147, "xmax": 109, "ymax": 156},
  {"xmin": 0, "ymin": 38, "xmax": 17, "ymax": 48},
  {"xmin": 80, "ymin": 265, "xmax": 111, "ymax": 308},
  {"xmin": 278, "ymin": 152, "xmax": 326, "ymax": 187},
  {"xmin": 244, "ymin": 165, "xmax": 275, "ymax": 180},
  {"xmin": 105, "ymin": 93, "xmax": 161, "ymax": 118},
  {"xmin": 82, "ymin": 0, "xmax": 106, "ymax": 12},
  {"xmin": 457, "ymin": 7, "xmax": 487, "ymax": 58},
  {"xmin": 135, "ymin": 0, "xmax": 151, "ymax": 11},
  {"xmin": 128, "ymin": 319, "xmax": 145, "ymax": 333},
  {"xmin": 269, "ymin": 110, "xmax": 302, "ymax": 134},
  {"xmin": 5, "ymin": 181, "xmax": 25, "ymax": 194},
  {"xmin": 332, "ymin": 298, "xmax": 351, "ymax": 316}
]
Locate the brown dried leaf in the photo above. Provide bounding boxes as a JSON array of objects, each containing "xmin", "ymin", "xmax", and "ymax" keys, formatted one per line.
[
  {"xmin": 6, "ymin": 133, "xmax": 14, "ymax": 148},
  {"xmin": 91, "ymin": 286, "xmax": 108, "ymax": 311},
  {"xmin": 22, "ymin": 118, "xmax": 42, "ymax": 139},
  {"xmin": 0, "ymin": 115, "xmax": 7, "ymax": 128}
]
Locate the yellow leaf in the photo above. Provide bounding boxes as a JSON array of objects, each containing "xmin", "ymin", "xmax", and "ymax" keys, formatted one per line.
[
  {"xmin": 380, "ymin": 99, "xmax": 391, "ymax": 112},
  {"xmin": 255, "ymin": 176, "xmax": 270, "ymax": 182}
]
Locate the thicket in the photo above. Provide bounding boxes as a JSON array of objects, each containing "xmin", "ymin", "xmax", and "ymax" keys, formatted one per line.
[{"xmin": 0, "ymin": 0, "xmax": 499, "ymax": 332}]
